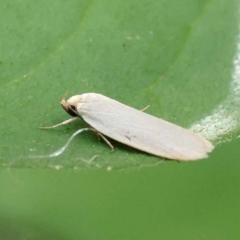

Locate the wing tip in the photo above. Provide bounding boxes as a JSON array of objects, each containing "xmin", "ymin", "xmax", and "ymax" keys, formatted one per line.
[{"xmin": 173, "ymin": 139, "xmax": 214, "ymax": 162}]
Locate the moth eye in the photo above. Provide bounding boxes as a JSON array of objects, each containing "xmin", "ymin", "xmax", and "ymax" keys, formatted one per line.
[
  {"xmin": 68, "ymin": 105, "xmax": 77, "ymax": 116},
  {"xmin": 70, "ymin": 105, "xmax": 76, "ymax": 111}
]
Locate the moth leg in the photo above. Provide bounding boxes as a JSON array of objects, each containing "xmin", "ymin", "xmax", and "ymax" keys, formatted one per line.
[
  {"xmin": 40, "ymin": 117, "xmax": 79, "ymax": 129},
  {"xmin": 97, "ymin": 132, "xmax": 114, "ymax": 152},
  {"xmin": 140, "ymin": 105, "xmax": 150, "ymax": 112}
]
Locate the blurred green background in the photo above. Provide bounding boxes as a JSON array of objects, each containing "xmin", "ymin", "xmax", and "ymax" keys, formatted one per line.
[{"xmin": 1, "ymin": 0, "xmax": 240, "ymax": 239}]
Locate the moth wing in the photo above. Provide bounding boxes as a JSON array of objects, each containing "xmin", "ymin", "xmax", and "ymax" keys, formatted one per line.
[{"xmin": 78, "ymin": 94, "xmax": 214, "ymax": 161}]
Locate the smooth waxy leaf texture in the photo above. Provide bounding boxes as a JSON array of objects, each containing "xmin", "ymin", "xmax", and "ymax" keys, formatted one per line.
[
  {"xmin": 1, "ymin": 1, "xmax": 240, "ymax": 240},
  {"xmin": 0, "ymin": 0, "xmax": 239, "ymax": 170}
]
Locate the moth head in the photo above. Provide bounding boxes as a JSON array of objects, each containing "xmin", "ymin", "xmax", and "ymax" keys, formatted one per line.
[{"xmin": 60, "ymin": 93, "xmax": 82, "ymax": 117}]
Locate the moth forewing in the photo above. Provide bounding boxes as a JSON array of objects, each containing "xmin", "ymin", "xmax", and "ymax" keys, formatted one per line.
[
  {"xmin": 42, "ymin": 93, "xmax": 214, "ymax": 161},
  {"xmin": 72, "ymin": 93, "xmax": 214, "ymax": 161}
]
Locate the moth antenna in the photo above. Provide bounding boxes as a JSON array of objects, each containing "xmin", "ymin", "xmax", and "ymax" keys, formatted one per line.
[
  {"xmin": 60, "ymin": 91, "xmax": 69, "ymax": 102},
  {"xmin": 47, "ymin": 128, "xmax": 94, "ymax": 157},
  {"xmin": 30, "ymin": 127, "xmax": 95, "ymax": 158}
]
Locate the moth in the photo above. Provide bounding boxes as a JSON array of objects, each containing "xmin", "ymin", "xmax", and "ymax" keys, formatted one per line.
[{"xmin": 42, "ymin": 93, "xmax": 214, "ymax": 161}]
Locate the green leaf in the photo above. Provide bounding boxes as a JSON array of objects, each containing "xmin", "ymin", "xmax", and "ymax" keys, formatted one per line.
[
  {"xmin": 1, "ymin": 2, "xmax": 240, "ymax": 240},
  {"xmin": 0, "ymin": 0, "xmax": 239, "ymax": 169}
]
